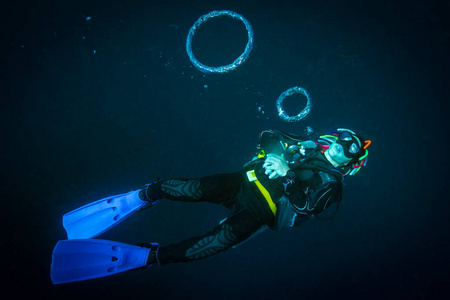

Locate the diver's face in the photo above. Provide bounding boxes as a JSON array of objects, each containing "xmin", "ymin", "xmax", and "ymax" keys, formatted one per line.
[
  {"xmin": 327, "ymin": 142, "xmax": 352, "ymax": 166},
  {"xmin": 337, "ymin": 131, "xmax": 361, "ymax": 158}
]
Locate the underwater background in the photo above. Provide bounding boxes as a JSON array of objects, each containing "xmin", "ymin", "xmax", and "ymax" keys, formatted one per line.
[{"xmin": 2, "ymin": 0, "xmax": 448, "ymax": 299}]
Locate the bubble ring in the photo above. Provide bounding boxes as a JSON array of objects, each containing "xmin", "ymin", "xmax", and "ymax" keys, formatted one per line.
[
  {"xmin": 186, "ymin": 10, "xmax": 254, "ymax": 74},
  {"xmin": 276, "ymin": 87, "xmax": 312, "ymax": 122}
]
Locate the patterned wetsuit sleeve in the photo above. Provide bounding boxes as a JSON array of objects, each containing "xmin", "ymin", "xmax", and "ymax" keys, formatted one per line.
[
  {"xmin": 289, "ymin": 181, "xmax": 342, "ymax": 227},
  {"xmin": 284, "ymin": 178, "xmax": 309, "ymax": 214},
  {"xmin": 284, "ymin": 180, "xmax": 342, "ymax": 216},
  {"xmin": 309, "ymin": 181, "xmax": 343, "ymax": 215}
]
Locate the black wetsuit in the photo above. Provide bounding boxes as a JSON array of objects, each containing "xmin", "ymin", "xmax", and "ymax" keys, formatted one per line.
[{"xmin": 145, "ymin": 129, "xmax": 343, "ymax": 265}]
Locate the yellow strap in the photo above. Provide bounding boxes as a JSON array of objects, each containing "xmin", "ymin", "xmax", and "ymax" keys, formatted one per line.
[
  {"xmin": 246, "ymin": 170, "xmax": 258, "ymax": 182},
  {"xmin": 254, "ymin": 180, "xmax": 277, "ymax": 215},
  {"xmin": 246, "ymin": 170, "xmax": 277, "ymax": 215}
]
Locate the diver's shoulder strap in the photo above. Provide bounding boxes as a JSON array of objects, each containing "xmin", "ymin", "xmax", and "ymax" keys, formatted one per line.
[{"xmin": 293, "ymin": 150, "xmax": 343, "ymax": 185}]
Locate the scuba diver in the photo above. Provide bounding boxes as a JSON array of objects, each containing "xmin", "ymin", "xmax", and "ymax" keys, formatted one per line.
[{"xmin": 51, "ymin": 128, "xmax": 371, "ymax": 284}]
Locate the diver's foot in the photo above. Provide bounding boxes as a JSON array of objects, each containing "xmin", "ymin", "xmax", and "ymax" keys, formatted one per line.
[
  {"xmin": 144, "ymin": 243, "xmax": 160, "ymax": 266},
  {"xmin": 138, "ymin": 182, "xmax": 160, "ymax": 210}
]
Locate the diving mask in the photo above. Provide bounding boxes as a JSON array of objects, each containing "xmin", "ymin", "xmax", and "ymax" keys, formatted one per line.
[{"xmin": 336, "ymin": 131, "xmax": 362, "ymax": 159}]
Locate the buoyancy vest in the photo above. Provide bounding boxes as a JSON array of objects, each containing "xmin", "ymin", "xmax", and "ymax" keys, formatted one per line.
[
  {"xmin": 244, "ymin": 140, "xmax": 344, "ymax": 231},
  {"xmin": 274, "ymin": 148, "xmax": 343, "ymax": 230}
]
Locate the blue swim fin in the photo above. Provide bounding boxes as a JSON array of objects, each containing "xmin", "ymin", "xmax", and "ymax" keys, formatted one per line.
[
  {"xmin": 63, "ymin": 190, "xmax": 153, "ymax": 239},
  {"xmin": 51, "ymin": 239, "xmax": 157, "ymax": 284}
]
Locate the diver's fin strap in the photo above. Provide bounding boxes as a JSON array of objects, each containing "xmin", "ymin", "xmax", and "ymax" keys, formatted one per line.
[{"xmin": 246, "ymin": 170, "xmax": 277, "ymax": 216}]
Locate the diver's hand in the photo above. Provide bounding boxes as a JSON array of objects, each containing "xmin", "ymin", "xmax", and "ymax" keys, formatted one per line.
[{"xmin": 263, "ymin": 154, "xmax": 290, "ymax": 179}]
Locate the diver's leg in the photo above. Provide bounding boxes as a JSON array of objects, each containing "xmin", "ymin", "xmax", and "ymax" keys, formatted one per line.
[
  {"xmin": 142, "ymin": 172, "xmax": 241, "ymax": 206},
  {"xmin": 150, "ymin": 208, "xmax": 265, "ymax": 265},
  {"xmin": 62, "ymin": 173, "xmax": 241, "ymax": 240}
]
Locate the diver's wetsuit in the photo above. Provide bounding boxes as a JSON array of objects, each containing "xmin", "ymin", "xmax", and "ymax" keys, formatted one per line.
[{"xmin": 144, "ymin": 129, "xmax": 343, "ymax": 265}]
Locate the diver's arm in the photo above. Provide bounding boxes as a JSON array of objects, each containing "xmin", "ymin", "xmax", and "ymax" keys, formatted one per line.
[
  {"xmin": 309, "ymin": 182, "xmax": 343, "ymax": 215},
  {"xmin": 284, "ymin": 178, "xmax": 308, "ymax": 212},
  {"xmin": 284, "ymin": 179, "xmax": 342, "ymax": 215},
  {"xmin": 286, "ymin": 183, "xmax": 342, "ymax": 228}
]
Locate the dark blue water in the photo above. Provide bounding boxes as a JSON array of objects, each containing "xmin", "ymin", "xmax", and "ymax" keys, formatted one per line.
[{"xmin": 2, "ymin": 0, "xmax": 448, "ymax": 299}]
